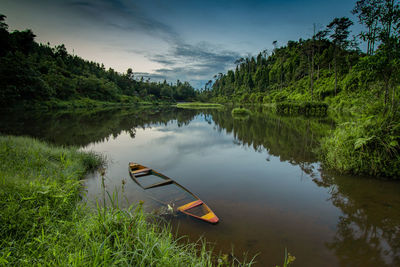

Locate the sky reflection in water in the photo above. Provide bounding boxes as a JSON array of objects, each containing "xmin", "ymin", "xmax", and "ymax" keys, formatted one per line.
[{"xmin": 1, "ymin": 107, "xmax": 400, "ymax": 266}]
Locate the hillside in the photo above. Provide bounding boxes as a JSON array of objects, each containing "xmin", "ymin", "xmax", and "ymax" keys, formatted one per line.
[
  {"xmin": 206, "ymin": 38, "xmax": 362, "ymax": 105},
  {"xmin": 0, "ymin": 14, "xmax": 197, "ymax": 109},
  {"xmin": 202, "ymin": 1, "xmax": 400, "ymax": 178}
]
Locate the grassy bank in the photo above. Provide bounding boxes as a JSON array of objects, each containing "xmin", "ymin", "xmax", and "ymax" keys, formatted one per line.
[
  {"xmin": 320, "ymin": 113, "xmax": 400, "ymax": 178},
  {"xmin": 231, "ymin": 107, "xmax": 251, "ymax": 116},
  {"xmin": 5, "ymin": 97, "xmax": 173, "ymax": 112},
  {"xmin": 0, "ymin": 136, "xmax": 254, "ymax": 266},
  {"xmin": 176, "ymin": 102, "xmax": 224, "ymax": 109},
  {"xmin": 275, "ymin": 102, "xmax": 328, "ymax": 117}
]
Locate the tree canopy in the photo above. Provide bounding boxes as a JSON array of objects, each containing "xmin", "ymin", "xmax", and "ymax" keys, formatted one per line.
[{"xmin": 0, "ymin": 15, "xmax": 197, "ymax": 108}]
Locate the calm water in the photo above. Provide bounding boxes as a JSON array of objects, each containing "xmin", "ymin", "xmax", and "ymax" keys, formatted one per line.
[{"xmin": 1, "ymin": 106, "xmax": 400, "ymax": 266}]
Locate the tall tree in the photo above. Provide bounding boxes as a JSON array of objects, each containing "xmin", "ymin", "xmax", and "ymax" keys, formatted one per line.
[
  {"xmin": 352, "ymin": 0, "xmax": 382, "ymax": 55},
  {"xmin": 377, "ymin": 0, "xmax": 400, "ymax": 106},
  {"xmin": 327, "ymin": 17, "xmax": 354, "ymax": 95},
  {"xmin": 0, "ymin": 14, "xmax": 10, "ymax": 56},
  {"xmin": 311, "ymin": 23, "xmax": 316, "ymax": 100},
  {"xmin": 315, "ymin": 29, "xmax": 329, "ymax": 80}
]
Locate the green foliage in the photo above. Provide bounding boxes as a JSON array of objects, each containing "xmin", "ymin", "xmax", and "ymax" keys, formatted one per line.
[
  {"xmin": 0, "ymin": 135, "xmax": 255, "ymax": 266},
  {"xmin": 0, "ymin": 16, "xmax": 197, "ymax": 108},
  {"xmin": 276, "ymin": 102, "xmax": 328, "ymax": 117},
  {"xmin": 176, "ymin": 102, "xmax": 224, "ymax": 109},
  {"xmin": 231, "ymin": 107, "xmax": 251, "ymax": 116},
  {"xmin": 0, "ymin": 136, "xmax": 104, "ymax": 250},
  {"xmin": 275, "ymin": 249, "xmax": 296, "ymax": 267},
  {"xmin": 321, "ymin": 114, "xmax": 400, "ymax": 178},
  {"xmin": 201, "ymin": 0, "xmax": 400, "ymax": 178},
  {"xmin": 204, "ymin": 37, "xmax": 360, "ymax": 104}
]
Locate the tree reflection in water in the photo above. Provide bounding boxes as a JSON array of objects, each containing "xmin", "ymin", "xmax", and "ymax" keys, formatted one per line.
[
  {"xmin": 0, "ymin": 107, "xmax": 200, "ymax": 146},
  {"xmin": 313, "ymin": 172, "xmax": 400, "ymax": 266},
  {"xmin": 1, "ymin": 106, "xmax": 399, "ymax": 265},
  {"xmin": 208, "ymin": 107, "xmax": 400, "ymax": 266}
]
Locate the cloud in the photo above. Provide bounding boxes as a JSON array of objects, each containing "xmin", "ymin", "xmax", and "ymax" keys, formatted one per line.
[
  {"xmin": 144, "ymin": 41, "xmax": 242, "ymax": 88},
  {"xmin": 132, "ymin": 72, "xmax": 169, "ymax": 81},
  {"xmin": 64, "ymin": 0, "xmax": 243, "ymax": 87},
  {"xmin": 65, "ymin": 0, "xmax": 180, "ymax": 42},
  {"xmin": 17, "ymin": 0, "xmax": 244, "ymax": 88}
]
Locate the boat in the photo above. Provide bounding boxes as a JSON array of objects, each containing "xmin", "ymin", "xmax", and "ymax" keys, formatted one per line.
[{"xmin": 128, "ymin": 162, "xmax": 219, "ymax": 224}]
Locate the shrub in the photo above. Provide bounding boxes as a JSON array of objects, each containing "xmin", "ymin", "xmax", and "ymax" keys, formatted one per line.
[
  {"xmin": 232, "ymin": 107, "xmax": 251, "ymax": 116},
  {"xmin": 321, "ymin": 114, "xmax": 400, "ymax": 178},
  {"xmin": 276, "ymin": 102, "xmax": 328, "ymax": 116}
]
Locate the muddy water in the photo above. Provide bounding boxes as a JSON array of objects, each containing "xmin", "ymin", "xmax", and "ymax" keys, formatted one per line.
[{"xmin": 1, "ymin": 106, "xmax": 399, "ymax": 266}]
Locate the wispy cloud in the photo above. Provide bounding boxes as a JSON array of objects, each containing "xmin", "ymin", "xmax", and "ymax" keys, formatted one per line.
[
  {"xmin": 143, "ymin": 41, "xmax": 241, "ymax": 87},
  {"xmin": 14, "ymin": 0, "xmax": 243, "ymax": 88},
  {"xmin": 4, "ymin": 0, "xmax": 360, "ymax": 88},
  {"xmin": 65, "ymin": 0, "xmax": 180, "ymax": 42},
  {"xmin": 64, "ymin": 0, "xmax": 242, "ymax": 87}
]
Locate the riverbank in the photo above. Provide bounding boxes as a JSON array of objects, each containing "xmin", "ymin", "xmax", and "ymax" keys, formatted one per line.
[
  {"xmin": 3, "ymin": 97, "xmax": 174, "ymax": 112},
  {"xmin": 176, "ymin": 102, "xmax": 224, "ymax": 109},
  {"xmin": 0, "ymin": 135, "xmax": 249, "ymax": 266},
  {"xmin": 206, "ymin": 98, "xmax": 400, "ymax": 179}
]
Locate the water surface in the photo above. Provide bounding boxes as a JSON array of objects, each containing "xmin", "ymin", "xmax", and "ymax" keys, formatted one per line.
[{"xmin": 1, "ymin": 106, "xmax": 399, "ymax": 266}]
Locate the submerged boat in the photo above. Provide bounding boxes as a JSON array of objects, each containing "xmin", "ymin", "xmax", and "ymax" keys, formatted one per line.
[{"xmin": 129, "ymin": 162, "xmax": 219, "ymax": 224}]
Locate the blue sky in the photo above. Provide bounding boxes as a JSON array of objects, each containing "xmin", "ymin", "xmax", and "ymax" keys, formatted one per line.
[{"xmin": 2, "ymin": 0, "xmax": 361, "ymax": 88}]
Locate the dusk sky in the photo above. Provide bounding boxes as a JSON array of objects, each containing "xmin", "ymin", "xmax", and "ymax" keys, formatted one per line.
[{"xmin": 2, "ymin": 0, "xmax": 361, "ymax": 88}]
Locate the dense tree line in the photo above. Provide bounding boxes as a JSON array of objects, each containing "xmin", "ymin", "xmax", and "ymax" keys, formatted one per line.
[
  {"xmin": 0, "ymin": 15, "xmax": 196, "ymax": 108},
  {"xmin": 204, "ymin": 0, "xmax": 400, "ymax": 112},
  {"xmin": 203, "ymin": 36, "xmax": 360, "ymax": 103},
  {"xmin": 202, "ymin": 0, "xmax": 400, "ymax": 178}
]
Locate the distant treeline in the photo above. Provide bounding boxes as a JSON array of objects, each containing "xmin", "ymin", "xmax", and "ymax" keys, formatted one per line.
[{"xmin": 0, "ymin": 14, "xmax": 196, "ymax": 108}]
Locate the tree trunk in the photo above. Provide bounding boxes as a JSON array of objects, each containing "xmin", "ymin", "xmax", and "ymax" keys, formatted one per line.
[
  {"xmin": 367, "ymin": 26, "xmax": 371, "ymax": 56},
  {"xmin": 311, "ymin": 62, "xmax": 314, "ymax": 100},
  {"xmin": 311, "ymin": 23, "xmax": 315, "ymax": 101},
  {"xmin": 334, "ymin": 56, "xmax": 337, "ymax": 96}
]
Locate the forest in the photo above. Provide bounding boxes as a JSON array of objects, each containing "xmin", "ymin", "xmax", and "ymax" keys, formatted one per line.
[
  {"xmin": 204, "ymin": 2, "xmax": 399, "ymax": 109},
  {"xmin": 201, "ymin": 0, "xmax": 400, "ymax": 178},
  {"xmin": 0, "ymin": 14, "xmax": 197, "ymax": 109},
  {"xmin": 1, "ymin": 1, "xmax": 399, "ymax": 178}
]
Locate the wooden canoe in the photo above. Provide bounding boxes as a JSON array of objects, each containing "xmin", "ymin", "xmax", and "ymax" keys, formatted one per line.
[{"xmin": 129, "ymin": 162, "xmax": 219, "ymax": 224}]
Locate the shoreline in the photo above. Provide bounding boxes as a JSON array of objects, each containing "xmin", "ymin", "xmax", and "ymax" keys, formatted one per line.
[{"xmin": 0, "ymin": 135, "xmax": 255, "ymax": 266}]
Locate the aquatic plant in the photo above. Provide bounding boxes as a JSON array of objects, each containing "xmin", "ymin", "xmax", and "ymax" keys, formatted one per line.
[{"xmin": 231, "ymin": 107, "xmax": 251, "ymax": 116}]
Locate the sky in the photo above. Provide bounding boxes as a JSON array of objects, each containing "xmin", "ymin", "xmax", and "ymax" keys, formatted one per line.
[{"xmin": 2, "ymin": 0, "xmax": 362, "ymax": 88}]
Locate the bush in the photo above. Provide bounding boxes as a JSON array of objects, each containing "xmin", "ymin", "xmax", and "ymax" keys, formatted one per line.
[
  {"xmin": 321, "ymin": 114, "xmax": 400, "ymax": 178},
  {"xmin": 276, "ymin": 102, "xmax": 328, "ymax": 116},
  {"xmin": 232, "ymin": 107, "xmax": 251, "ymax": 116}
]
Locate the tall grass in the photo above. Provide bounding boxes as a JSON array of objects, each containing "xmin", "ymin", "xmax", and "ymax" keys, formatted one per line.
[
  {"xmin": 321, "ymin": 114, "xmax": 400, "ymax": 178},
  {"xmin": 0, "ymin": 135, "xmax": 103, "ymax": 264},
  {"xmin": 0, "ymin": 135, "xmax": 257, "ymax": 266}
]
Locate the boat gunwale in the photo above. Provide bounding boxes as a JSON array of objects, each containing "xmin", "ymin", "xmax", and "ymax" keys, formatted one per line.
[{"xmin": 128, "ymin": 162, "xmax": 219, "ymax": 224}]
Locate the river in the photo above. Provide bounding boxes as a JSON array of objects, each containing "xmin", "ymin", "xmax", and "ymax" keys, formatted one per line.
[{"xmin": 1, "ymin": 106, "xmax": 399, "ymax": 266}]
